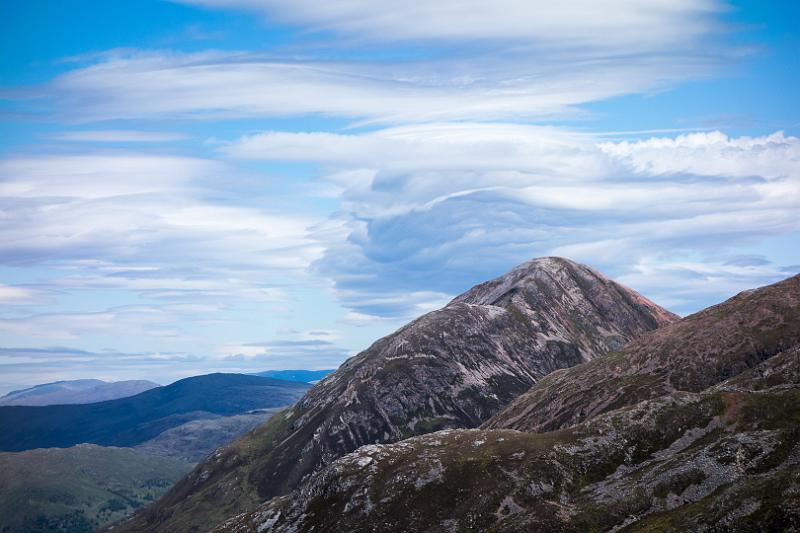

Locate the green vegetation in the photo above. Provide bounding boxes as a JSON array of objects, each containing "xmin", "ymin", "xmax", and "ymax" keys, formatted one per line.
[{"xmin": 0, "ymin": 444, "xmax": 192, "ymax": 533}]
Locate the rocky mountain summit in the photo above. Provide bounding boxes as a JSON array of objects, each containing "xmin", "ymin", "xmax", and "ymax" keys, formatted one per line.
[
  {"xmin": 121, "ymin": 257, "xmax": 675, "ymax": 531},
  {"xmin": 217, "ymin": 274, "xmax": 800, "ymax": 532}
]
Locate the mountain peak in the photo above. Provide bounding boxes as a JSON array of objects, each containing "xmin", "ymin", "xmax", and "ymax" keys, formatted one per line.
[
  {"xmin": 450, "ymin": 256, "xmax": 677, "ymax": 354},
  {"xmin": 127, "ymin": 257, "xmax": 677, "ymax": 532}
]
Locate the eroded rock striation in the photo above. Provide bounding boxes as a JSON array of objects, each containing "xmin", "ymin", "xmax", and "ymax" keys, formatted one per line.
[{"xmin": 122, "ymin": 257, "xmax": 675, "ymax": 531}]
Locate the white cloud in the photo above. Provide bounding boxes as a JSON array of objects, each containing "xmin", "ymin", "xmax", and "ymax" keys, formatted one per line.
[
  {"xmin": 222, "ymin": 124, "xmax": 609, "ymax": 179},
  {"xmin": 0, "ymin": 284, "xmax": 51, "ymax": 306},
  {"xmin": 615, "ymin": 257, "xmax": 799, "ymax": 312},
  {"xmin": 0, "ymin": 305, "xmax": 188, "ymax": 340},
  {"xmin": 178, "ymin": 0, "xmax": 722, "ymax": 49},
  {"xmin": 0, "ymin": 149, "xmax": 323, "ymax": 349},
  {"xmin": 49, "ymin": 130, "xmax": 187, "ymax": 142},
  {"xmin": 0, "ymin": 153, "xmax": 206, "ymax": 199},
  {"xmin": 15, "ymin": 1, "xmax": 731, "ymax": 126},
  {"xmin": 215, "ymin": 338, "xmax": 350, "ymax": 368},
  {"xmin": 242, "ymin": 125, "xmax": 798, "ymax": 317},
  {"xmin": 0, "ymin": 151, "xmax": 319, "ymax": 270},
  {"xmin": 599, "ymin": 131, "xmax": 800, "ymax": 180},
  {"xmin": 339, "ymin": 311, "xmax": 390, "ymax": 327},
  {"xmin": 40, "ymin": 42, "xmax": 722, "ymax": 124}
]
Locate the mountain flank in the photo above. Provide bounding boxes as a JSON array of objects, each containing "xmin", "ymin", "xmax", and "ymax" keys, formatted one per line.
[{"xmin": 120, "ymin": 257, "xmax": 676, "ymax": 532}]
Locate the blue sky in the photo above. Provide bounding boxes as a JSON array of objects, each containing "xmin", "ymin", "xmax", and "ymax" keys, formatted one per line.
[{"xmin": 0, "ymin": 0, "xmax": 798, "ymax": 392}]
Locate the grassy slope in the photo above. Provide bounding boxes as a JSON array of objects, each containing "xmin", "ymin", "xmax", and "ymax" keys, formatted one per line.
[{"xmin": 0, "ymin": 445, "xmax": 192, "ymax": 533}]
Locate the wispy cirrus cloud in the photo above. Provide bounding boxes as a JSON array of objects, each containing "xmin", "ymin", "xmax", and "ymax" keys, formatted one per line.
[
  {"xmin": 217, "ymin": 338, "xmax": 350, "ymax": 367},
  {"xmin": 178, "ymin": 0, "xmax": 723, "ymax": 48},
  {"xmin": 31, "ymin": 51, "xmax": 703, "ymax": 123},
  {"xmin": 0, "ymin": 304, "xmax": 204, "ymax": 340},
  {"xmin": 32, "ymin": 0, "xmax": 730, "ymax": 128},
  {"xmin": 0, "ymin": 284, "xmax": 53, "ymax": 306},
  {"xmin": 0, "ymin": 149, "xmax": 323, "ymax": 351},
  {"xmin": 49, "ymin": 130, "xmax": 187, "ymax": 142},
  {"xmin": 0, "ymin": 151, "xmax": 319, "ymax": 270}
]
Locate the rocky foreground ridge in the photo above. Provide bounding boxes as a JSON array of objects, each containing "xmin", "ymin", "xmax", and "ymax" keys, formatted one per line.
[
  {"xmin": 219, "ymin": 274, "xmax": 800, "ymax": 532},
  {"xmin": 120, "ymin": 257, "xmax": 675, "ymax": 531}
]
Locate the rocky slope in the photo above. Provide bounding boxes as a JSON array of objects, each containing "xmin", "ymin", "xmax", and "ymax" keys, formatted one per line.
[
  {"xmin": 217, "ymin": 275, "xmax": 800, "ymax": 533},
  {"xmin": 484, "ymin": 274, "xmax": 800, "ymax": 433},
  {"xmin": 120, "ymin": 257, "xmax": 675, "ymax": 532}
]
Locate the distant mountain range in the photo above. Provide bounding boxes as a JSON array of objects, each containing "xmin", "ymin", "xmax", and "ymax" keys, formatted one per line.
[
  {"xmin": 0, "ymin": 379, "xmax": 160, "ymax": 406},
  {"xmin": 0, "ymin": 373, "xmax": 310, "ymax": 452},
  {"xmin": 118, "ymin": 258, "xmax": 800, "ymax": 533},
  {"xmin": 253, "ymin": 369, "xmax": 335, "ymax": 383}
]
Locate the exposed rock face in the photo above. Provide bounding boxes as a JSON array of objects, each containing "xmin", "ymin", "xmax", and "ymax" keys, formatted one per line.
[
  {"xmin": 123, "ymin": 257, "xmax": 675, "ymax": 532},
  {"xmin": 484, "ymin": 274, "xmax": 800, "ymax": 433},
  {"xmin": 217, "ymin": 276, "xmax": 800, "ymax": 533}
]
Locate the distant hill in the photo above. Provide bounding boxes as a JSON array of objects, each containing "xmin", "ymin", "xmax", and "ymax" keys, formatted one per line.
[
  {"xmin": 0, "ymin": 373, "xmax": 310, "ymax": 452},
  {"xmin": 253, "ymin": 369, "xmax": 335, "ymax": 383},
  {"xmin": 0, "ymin": 444, "xmax": 192, "ymax": 533},
  {"xmin": 0, "ymin": 379, "xmax": 160, "ymax": 406},
  {"xmin": 134, "ymin": 408, "xmax": 283, "ymax": 463}
]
